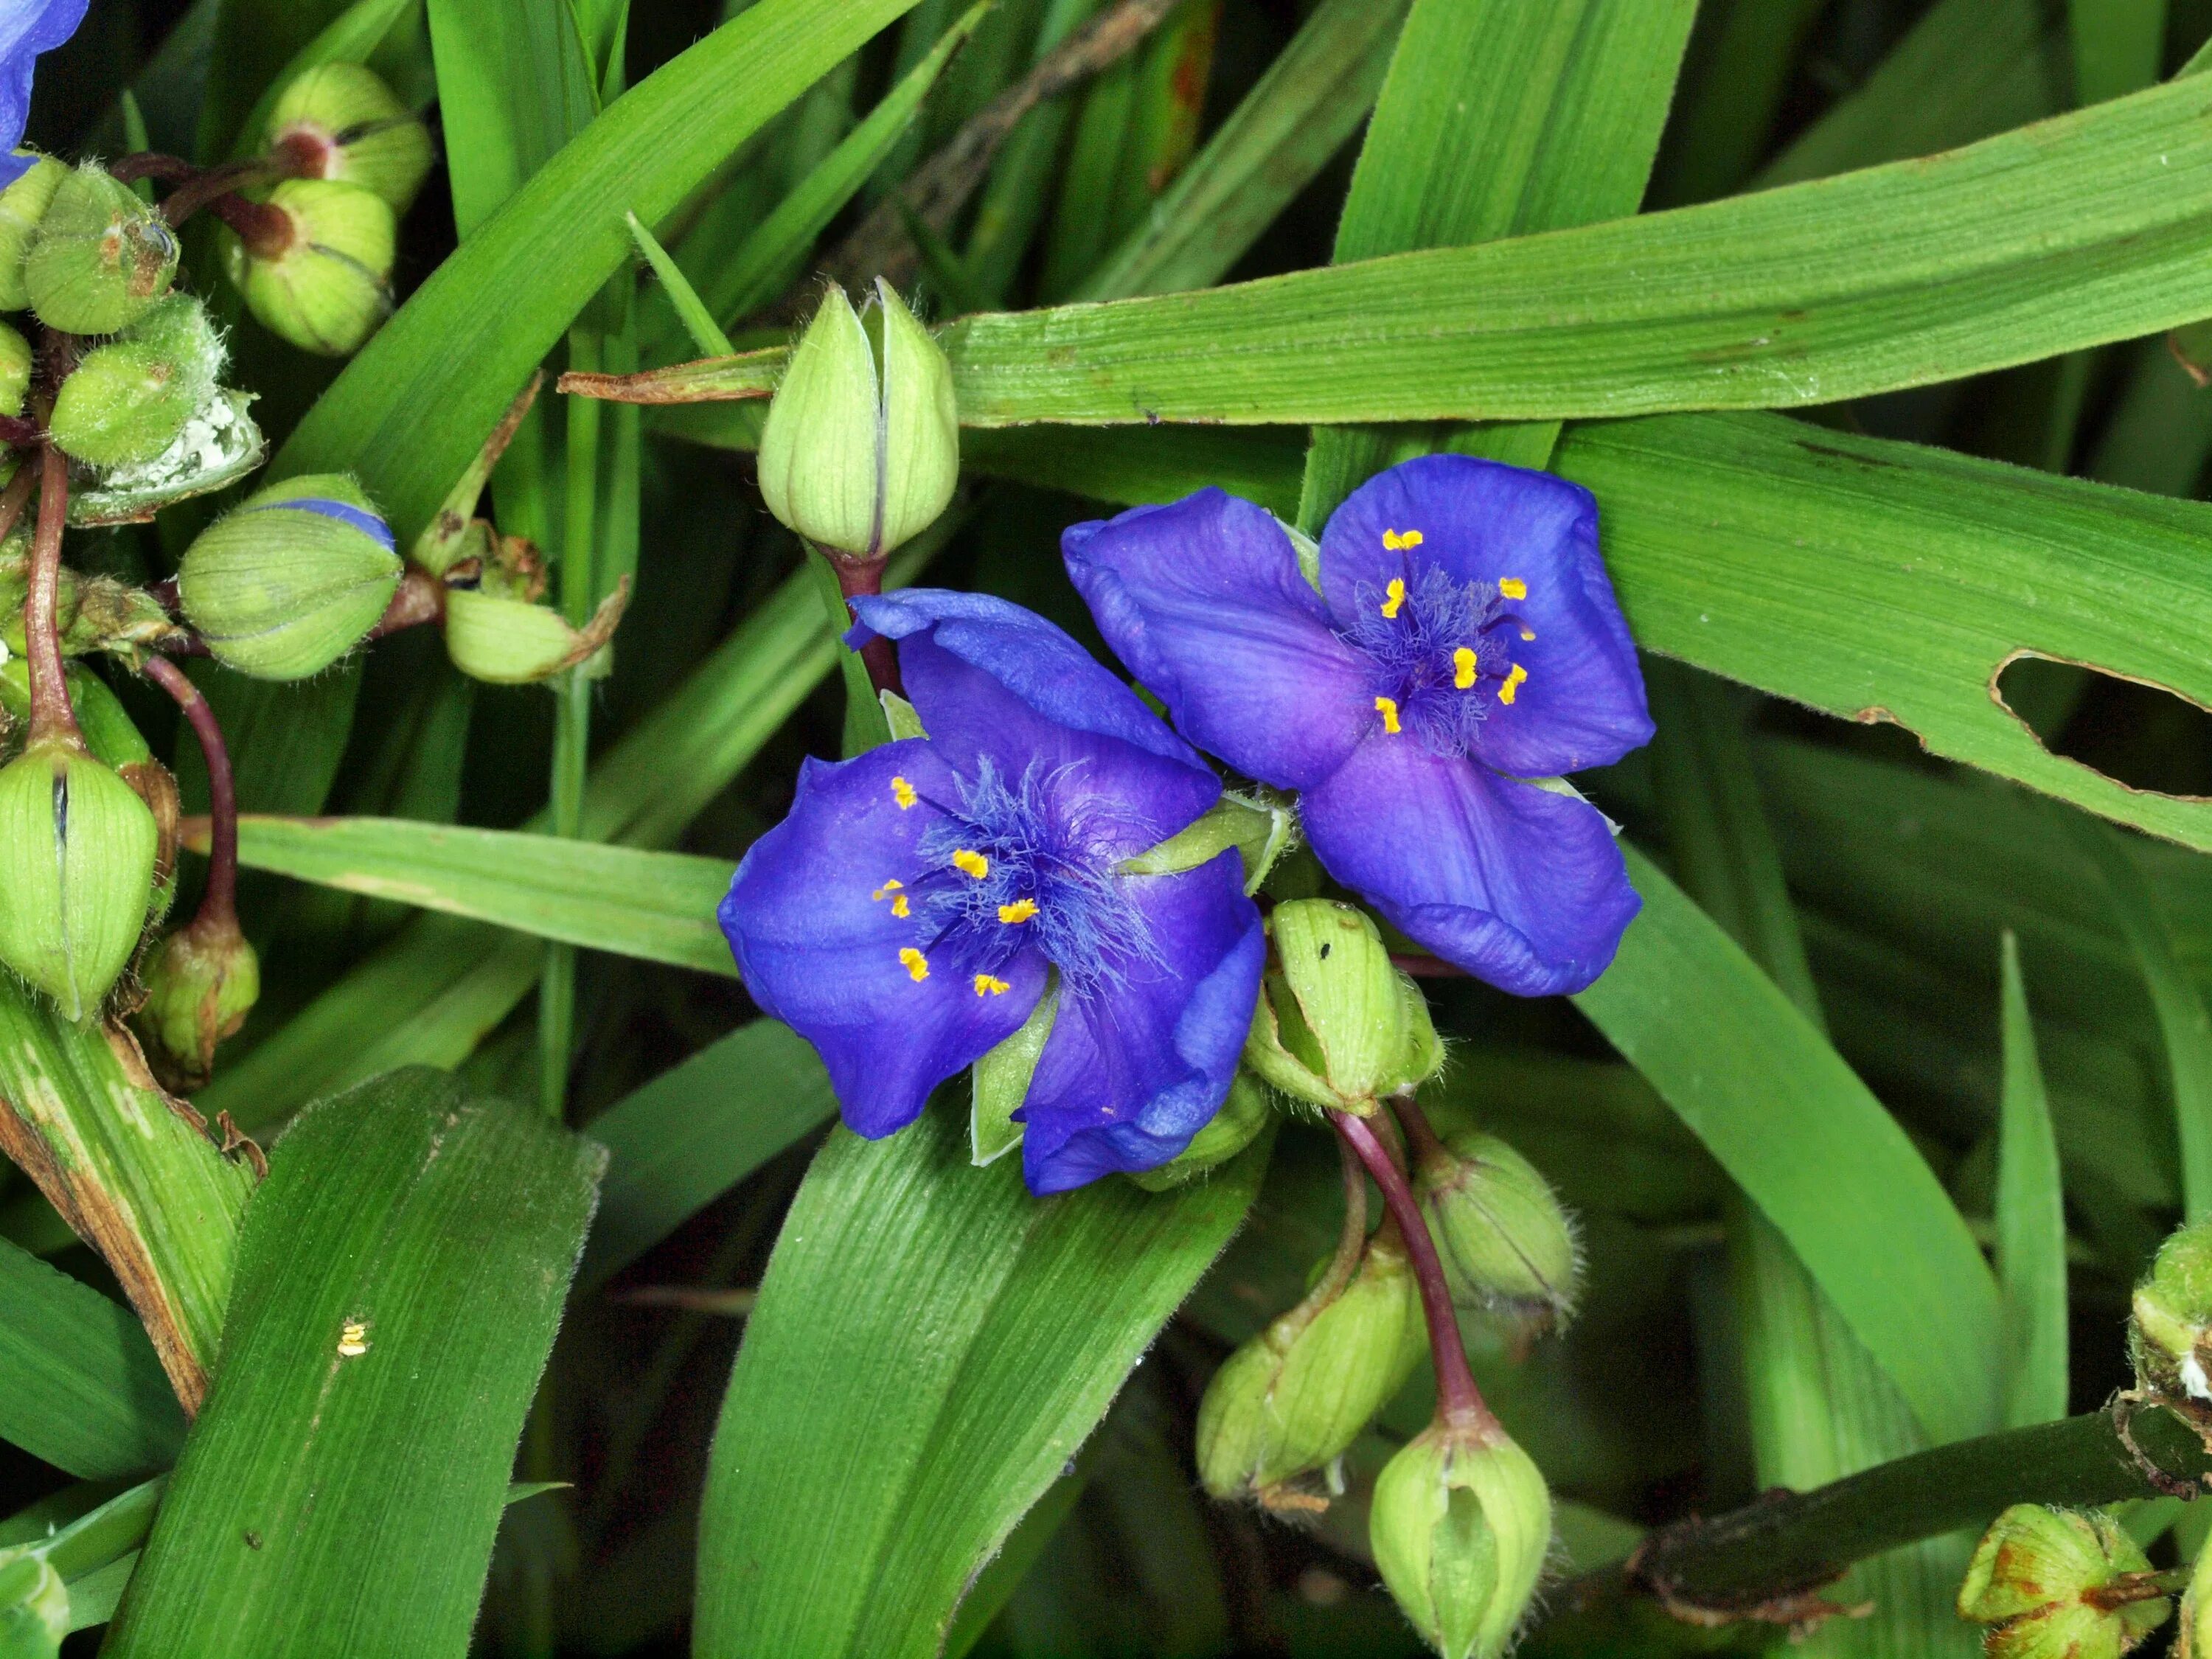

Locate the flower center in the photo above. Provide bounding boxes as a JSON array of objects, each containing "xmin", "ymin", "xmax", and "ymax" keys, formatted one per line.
[
  {"xmin": 1338, "ymin": 560, "xmax": 1533, "ymax": 757},
  {"xmin": 876, "ymin": 757, "xmax": 1158, "ymax": 995}
]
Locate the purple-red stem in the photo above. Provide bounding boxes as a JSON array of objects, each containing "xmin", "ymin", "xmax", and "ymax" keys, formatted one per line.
[
  {"xmin": 204, "ymin": 191, "xmax": 291, "ymax": 256},
  {"xmin": 23, "ymin": 439, "xmax": 77, "ymax": 748},
  {"xmin": 830, "ymin": 552, "xmax": 902, "ymax": 698},
  {"xmin": 0, "ymin": 462, "xmax": 35, "ymax": 544},
  {"xmin": 140, "ymin": 654, "xmax": 237, "ymax": 930},
  {"xmin": 1332, "ymin": 1108, "xmax": 1496, "ymax": 1434}
]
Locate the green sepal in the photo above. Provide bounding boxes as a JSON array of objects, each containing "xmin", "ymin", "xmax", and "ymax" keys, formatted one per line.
[
  {"xmin": 972, "ymin": 974, "xmax": 1058, "ymax": 1166},
  {"xmin": 1127, "ymin": 1070, "xmax": 1273, "ymax": 1192},
  {"xmin": 1119, "ymin": 790, "xmax": 1294, "ymax": 894}
]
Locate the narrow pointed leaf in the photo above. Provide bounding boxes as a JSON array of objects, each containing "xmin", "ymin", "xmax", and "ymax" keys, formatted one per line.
[
  {"xmin": 1997, "ymin": 932, "xmax": 2070, "ymax": 1428},
  {"xmin": 0, "ymin": 1240, "xmax": 182, "ymax": 1479}
]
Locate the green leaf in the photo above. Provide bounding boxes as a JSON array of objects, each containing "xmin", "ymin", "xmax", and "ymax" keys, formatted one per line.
[
  {"xmin": 1997, "ymin": 931, "xmax": 2070, "ymax": 1429},
  {"xmin": 1575, "ymin": 849, "xmax": 2002, "ymax": 1444},
  {"xmin": 281, "ymin": 0, "xmax": 925, "ymax": 543},
  {"xmin": 693, "ymin": 1107, "xmax": 1267, "ymax": 1658},
  {"xmin": 217, "ymin": 816, "xmax": 736, "ymax": 974},
  {"xmin": 577, "ymin": 1019, "xmax": 836, "ymax": 1290},
  {"xmin": 2071, "ymin": 816, "xmax": 2212, "ymax": 1217},
  {"xmin": 228, "ymin": 0, "xmax": 427, "ymax": 161},
  {"xmin": 196, "ymin": 0, "xmax": 359, "ymax": 160},
  {"xmin": 0, "ymin": 1241, "xmax": 181, "ymax": 1481},
  {"xmin": 102, "ymin": 1070, "xmax": 603, "ymax": 1658},
  {"xmin": 1072, "ymin": 0, "xmax": 1407, "ymax": 302},
  {"xmin": 626, "ymin": 212, "xmax": 733, "ymax": 357},
  {"xmin": 1300, "ymin": 0, "xmax": 1697, "ymax": 521},
  {"xmin": 0, "ymin": 984, "xmax": 253, "ymax": 1416},
  {"xmin": 429, "ymin": 0, "xmax": 602, "ymax": 240},
  {"xmin": 933, "ymin": 76, "xmax": 2212, "ymax": 428},
  {"xmin": 2071, "ymin": 0, "xmax": 2168, "ymax": 105},
  {"xmin": 1652, "ymin": 0, "xmax": 1831, "ymax": 203}
]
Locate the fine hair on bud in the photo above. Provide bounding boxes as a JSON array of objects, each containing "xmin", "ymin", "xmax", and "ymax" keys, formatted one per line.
[
  {"xmin": 1415, "ymin": 1128, "xmax": 1583, "ymax": 1329},
  {"xmin": 177, "ymin": 473, "xmax": 400, "ymax": 680},
  {"xmin": 2132, "ymin": 1217, "xmax": 2212, "ymax": 1405},
  {"xmin": 24, "ymin": 164, "xmax": 179, "ymax": 335},
  {"xmin": 0, "ymin": 152, "xmax": 66, "ymax": 312},
  {"xmin": 49, "ymin": 294, "xmax": 226, "ymax": 470},
  {"xmin": 135, "ymin": 911, "xmax": 260, "ymax": 1091},
  {"xmin": 0, "ymin": 741, "xmax": 160, "ymax": 1023},
  {"xmin": 1369, "ymin": 1419, "xmax": 1553, "ymax": 1659},
  {"xmin": 267, "ymin": 62, "xmax": 435, "ymax": 213},
  {"xmin": 222, "ymin": 178, "xmax": 395, "ymax": 356}
]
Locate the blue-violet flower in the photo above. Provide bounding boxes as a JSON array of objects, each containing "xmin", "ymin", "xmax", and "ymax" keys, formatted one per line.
[
  {"xmin": 719, "ymin": 589, "xmax": 1266, "ymax": 1194},
  {"xmin": 1064, "ymin": 455, "xmax": 1652, "ymax": 996},
  {"xmin": 0, "ymin": 0, "xmax": 87, "ymax": 188}
]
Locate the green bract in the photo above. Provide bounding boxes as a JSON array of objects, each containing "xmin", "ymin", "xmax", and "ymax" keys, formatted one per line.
[
  {"xmin": 176, "ymin": 473, "xmax": 400, "ymax": 680},
  {"xmin": 755, "ymin": 280, "xmax": 958, "ymax": 558},
  {"xmin": 221, "ymin": 178, "xmax": 395, "ymax": 357},
  {"xmin": 268, "ymin": 62, "xmax": 435, "ymax": 213},
  {"xmin": 0, "ymin": 740, "xmax": 159, "ymax": 1022},
  {"xmin": 1370, "ymin": 1421, "xmax": 1551, "ymax": 1659},
  {"xmin": 24, "ymin": 164, "xmax": 178, "ymax": 335}
]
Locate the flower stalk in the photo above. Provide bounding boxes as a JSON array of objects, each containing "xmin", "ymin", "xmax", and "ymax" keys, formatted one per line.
[
  {"xmin": 22, "ymin": 435, "xmax": 76, "ymax": 748},
  {"xmin": 139, "ymin": 653, "xmax": 236, "ymax": 931},
  {"xmin": 825, "ymin": 548, "xmax": 901, "ymax": 698}
]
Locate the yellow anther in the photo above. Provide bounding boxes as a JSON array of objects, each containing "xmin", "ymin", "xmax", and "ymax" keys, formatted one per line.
[
  {"xmin": 891, "ymin": 776, "xmax": 918, "ymax": 810},
  {"xmin": 953, "ymin": 849, "xmax": 990, "ymax": 880},
  {"xmin": 871, "ymin": 879, "xmax": 903, "ymax": 901},
  {"xmin": 998, "ymin": 898, "xmax": 1039, "ymax": 925},
  {"xmin": 1382, "ymin": 528, "xmax": 1424, "ymax": 552},
  {"xmin": 891, "ymin": 894, "xmax": 910, "ymax": 918},
  {"xmin": 1453, "ymin": 647, "xmax": 1478, "ymax": 690},
  {"xmin": 899, "ymin": 947, "xmax": 930, "ymax": 982},
  {"xmin": 1520, "ymin": 626, "xmax": 1536, "ymax": 641},
  {"xmin": 974, "ymin": 974, "xmax": 1012, "ymax": 997},
  {"xmin": 1498, "ymin": 577, "xmax": 1527, "ymax": 601},
  {"xmin": 1380, "ymin": 577, "xmax": 1406, "ymax": 619},
  {"xmin": 1374, "ymin": 695, "xmax": 1402, "ymax": 734},
  {"xmin": 1499, "ymin": 664, "xmax": 1528, "ymax": 706}
]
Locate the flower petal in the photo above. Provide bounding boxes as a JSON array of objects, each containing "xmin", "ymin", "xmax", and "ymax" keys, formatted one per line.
[
  {"xmin": 1301, "ymin": 737, "xmax": 1640, "ymax": 997},
  {"xmin": 1321, "ymin": 454, "xmax": 1653, "ymax": 776},
  {"xmin": 1064, "ymin": 490, "xmax": 1371, "ymax": 790},
  {"xmin": 853, "ymin": 590, "xmax": 1220, "ymax": 858},
  {"xmin": 0, "ymin": 0, "xmax": 87, "ymax": 173},
  {"xmin": 720, "ymin": 740, "xmax": 1046, "ymax": 1138},
  {"xmin": 1017, "ymin": 852, "xmax": 1265, "ymax": 1194}
]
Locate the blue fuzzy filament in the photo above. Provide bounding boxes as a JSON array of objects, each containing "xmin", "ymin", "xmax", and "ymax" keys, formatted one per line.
[
  {"xmin": 913, "ymin": 758, "xmax": 1160, "ymax": 992},
  {"xmin": 1338, "ymin": 564, "xmax": 1522, "ymax": 757}
]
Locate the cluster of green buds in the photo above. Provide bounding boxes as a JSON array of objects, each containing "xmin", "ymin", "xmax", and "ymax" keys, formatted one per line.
[
  {"xmin": 1958, "ymin": 1505, "xmax": 2174, "ymax": 1659},
  {"xmin": 757, "ymin": 280, "xmax": 959, "ymax": 563},
  {"xmin": 221, "ymin": 61, "xmax": 430, "ymax": 356},
  {"xmin": 1242, "ymin": 899, "xmax": 1441, "ymax": 1113},
  {"xmin": 2131, "ymin": 1216, "xmax": 2212, "ymax": 1406}
]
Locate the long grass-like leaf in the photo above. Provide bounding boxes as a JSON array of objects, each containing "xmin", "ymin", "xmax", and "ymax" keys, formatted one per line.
[{"xmin": 1997, "ymin": 932, "xmax": 2070, "ymax": 1428}]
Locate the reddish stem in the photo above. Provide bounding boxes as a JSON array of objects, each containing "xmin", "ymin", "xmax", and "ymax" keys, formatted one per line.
[
  {"xmin": 108, "ymin": 151, "xmax": 195, "ymax": 184},
  {"xmin": 0, "ymin": 461, "xmax": 35, "ymax": 544},
  {"xmin": 204, "ymin": 191, "xmax": 292, "ymax": 256},
  {"xmin": 1332, "ymin": 1109, "xmax": 1497, "ymax": 1435},
  {"xmin": 23, "ymin": 439, "xmax": 77, "ymax": 748},
  {"xmin": 157, "ymin": 160, "xmax": 278, "ymax": 230},
  {"xmin": 140, "ymin": 654, "xmax": 237, "ymax": 929},
  {"xmin": 1393, "ymin": 952, "xmax": 1469, "ymax": 979},
  {"xmin": 1394, "ymin": 1091, "xmax": 1449, "ymax": 1164},
  {"xmin": 829, "ymin": 552, "xmax": 902, "ymax": 698}
]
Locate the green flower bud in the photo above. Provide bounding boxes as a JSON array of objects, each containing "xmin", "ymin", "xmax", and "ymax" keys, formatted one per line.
[
  {"xmin": 176, "ymin": 473, "xmax": 400, "ymax": 680},
  {"xmin": 221, "ymin": 178, "xmax": 394, "ymax": 357},
  {"xmin": 1129, "ymin": 1069, "xmax": 1273, "ymax": 1192},
  {"xmin": 1415, "ymin": 1130, "xmax": 1581, "ymax": 1326},
  {"xmin": 0, "ymin": 740, "xmax": 159, "ymax": 1022},
  {"xmin": 2132, "ymin": 1217, "xmax": 2212, "ymax": 1402},
  {"xmin": 268, "ymin": 62, "xmax": 435, "ymax": 213},
  {"xmin": 0, "ymin": 153, "xmax": 66, "ymax": 313},
  {"xmin": 441, "ymin": 580, "xmax": 629, "ymax": 686},
  {"xmin": 0, "ymin": 322, "xmax": 30, "ymax": 419},
  {"xmin": 1196, "ymin": 1222, "xmax": 1427, "ymax": 1503},
  {"xmin": 133, "ymin": 911, "xmax": 260, "ymax": 1091},
  {"xmin": 0, "ymin": 1549, "xmax": 68, "ymax": 1659},
  {"xmin": 24, "ymin": 164, "xmax": 178, "ymax": 335},
  {"xmin": 1243, "ymin": 900, "xmax": 1441, "ymax": 1113},
  {"xmin": 757, "ymin": 280, "xmax": 958, "ymax": 559},
  {"xmin": 1370, "ymin": 1419, "xmax": 1552, "ymax": 1659},
  {"xmin": 50, "ymin": 342, "xmax": 198, "ymax": 467},
  {"xmin": 1958, "ymin": 1506, "xmax": 2169, "ymax": 1659}
]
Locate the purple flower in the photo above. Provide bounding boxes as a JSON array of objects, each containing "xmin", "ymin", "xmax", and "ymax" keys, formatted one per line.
[
  {"xmin": 1064, "ymin": 455, "xmax": 1652, "ymax": 997},
  {"xmin": 719, "ymin": 589, "xmax": 1266, "ymax": 1194},
  {"xmin": 0, "ymin": 0, "xmax": 88, "ymax": 189}
]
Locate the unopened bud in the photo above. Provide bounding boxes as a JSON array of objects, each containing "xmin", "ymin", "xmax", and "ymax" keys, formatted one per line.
[
  {"xmin": 52, "ymin": 343, "xmax": 197, "ymax": 467},
  {"xmin": 1129, "ymin": 1068, "xmax": 1273, "ymax": 1192},
  {"xmin": 1370, "ymin": 1419, "xmax": 1552, "ymax": 1659},
  {"xmin": 24, "ymin": 164, "xmax": 178, "ymax": 335},
  {"xmin": 1196, "ymin": 1222, "xmax": 1426, "ymax": 1503},
  {"xmin": 757, "ymin": 280, "xmax": 958, "ymax": 559},
  {"xmin": 2132, "ymin": 1217, "xmax": 2212, "ymax": 1402},
  {"xmin": 1958, "ymin": 1505, "xmax": 2169, "ymax": 1659},
  {"xmin": 0, "ymin": 321, "xmax": 29, "ymax": 420},
  {"xmin": 267, "ymin": 62, "xmax": 434, "ymax": 212},
  {"xmin": 0, "ymin": 741, "xmax": 159, "ymax": 1022},
  {"xmin": 0, "ymin": 152, "xmax": 65, "ymax": 312},
  {"xmin": 1243, "ymin": 900, "xmax": 1440, "ymax": 1112},
  {"xmin": 441, "ymin": 580, "xmax": 629, "ymax": 685},
  {"xmin": 176, "ymin": 473, "xmax": 400, "ymax": 680},
  {"xmin": 134, "ymin": 911, "xmax": 260, "ymax": 1090},
  {"xmin": 221, "ymin": 178, "xmax": 394, "ymax": 357},
  {"xmin": 1416, "ymin": 1130, "xmax": 1580, "ymax": 1326},
  {"xmin": 0, "ymin": 1548, "xmax": 68, "ymax": 1659}
]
